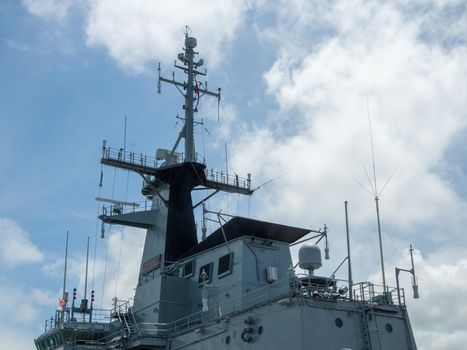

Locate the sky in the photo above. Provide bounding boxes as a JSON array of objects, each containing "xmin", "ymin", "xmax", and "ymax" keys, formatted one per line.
[{"xmin": 1, "ymin": 0, "xmax": 467, "ymax": 349}]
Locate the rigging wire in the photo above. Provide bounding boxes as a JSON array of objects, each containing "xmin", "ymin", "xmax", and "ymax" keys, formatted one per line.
[
  {"xmin": 114, "ymin": 170, "xmax": 130, "ymax": 297},
  {"xmin": 201, "ymin": 120, "xmax": 211, "ymax": 236},
  {"xmin": 100, "ymin": 166, "xmax": 117, "ymax": 307},
  {"xmin": 90, "ymin": 185, "xmax": 101, "ymax": 293},
  {"xmin": 99, "ymin": 224, "xmax": 112, "ymax": 308},
  {"xmin": 114, "ymin": 115, "xmax": 130, "ymax": 297}
]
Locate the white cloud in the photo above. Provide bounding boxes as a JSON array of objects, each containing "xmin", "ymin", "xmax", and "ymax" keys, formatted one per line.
[
  {"xmin": 22, "ymin": 0, "xmax": 71, "ymax": 21},
  {"xmin": 97, "ymin": 226, "xmax": 145, "ymax": 307},
  {"xmin": 85, "ymin": 0, "xmax": 252, "ymax": 73},
  {"xmin": 226, "ymin": 1, "xmax": 467, "ymax": 349},
  {"xmin": 0, "ymin": 218, "xmax": 44, "ymax": 265},
  {"xmin": 232, "ymin": 0, "xmax": 467, "ymax": 234},
  {"xmin": 382, "ymin": 249, "xmax": 467, "ymax": 350},
  {"xmin": 0, "ymin": 282, "xmax": 57, "ymax": 327},
  {"xmin": 40, "ymin": 227, "xmax": 146, "ymax": 309},
  {"xmin": 0, "ymin": 326, "xmax": 37, "ymax": 350}
]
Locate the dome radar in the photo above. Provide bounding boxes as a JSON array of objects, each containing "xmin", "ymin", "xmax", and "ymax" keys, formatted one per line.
[
  {"xmin": 183, "ymin": 25, "xmax": 197, "ymax": 49},
  {"xmin": 299, "ymin": 245, "xmax": 322, "ymax": 276}
]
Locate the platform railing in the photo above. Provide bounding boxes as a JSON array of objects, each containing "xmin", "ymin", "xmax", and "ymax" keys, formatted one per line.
[
  {"xmin": 103, "ymin": 147, "xmax": 160, "ymax": 168},
  {"xmin": 133, "ymin": 275, "xmax": 404, "ymax": 338},
  {"xmin": 101, "ymin": 199, "xmax": 161, "ymax": 217},
  {"xmin": 204, "ymin": 168, "xmax": 251, "ymax": 190},
  {"xmin": 42, "ymin": 307, "xmax": 112, "ymax": 333},
  {"xmin": 102, "ymin": 147, "xmax": 206, "ymax": 168}
]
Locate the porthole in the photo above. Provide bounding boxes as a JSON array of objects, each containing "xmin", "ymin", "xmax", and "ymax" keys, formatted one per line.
[
  {"xmin": 226, "ymin": 335, "xmax": 231, "ymax": 344},
  {"xmin": 335, "ymin": 318, "xmax": 343, "ymax": 328},
  {"xmin": 385, "ymin": 323, "xmax": 393, "ymax": 333},
  {"xmin": 258, "ymin": 326, "xmax": 264, "ymax": 335}
]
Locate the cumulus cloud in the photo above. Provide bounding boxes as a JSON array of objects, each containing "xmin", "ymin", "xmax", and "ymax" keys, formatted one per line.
[
  {"xmin": 227, "ymin": 1, "xmax": 467, "ymax": 349},
  {"xmin": 41, "ymin": 227, "xmax": 146, "ymax": 309},
  {"xmin": 232, "ymin": 0, "xmax": 467, "ymax": 235},
  {"xmin": 0, "ymin": 282, "xmax": 57, "ymax": 326},
  {"xmin": 382, "ymin": 248, "xmax": 467, "ymax": 350},
  {"xmin": 97, "ymin": 226, "xmax": 145, "ymax": 307},
  {"xmin": 22, "ymin": 0, "xmax": 72, "ymax": 21},
  {"xmin": 0, "ymin": 218, "xmax": 43, "ymax": 265},
  {"xmin": 0, "ymin": 327, "xmax": 37, "ymax": 350},
  {"xmin": 85, "ymin": 0, "xmax": 252, "ymax": 72},
  {"xmin": 0, "ymin": 283, "xmax": 57, "ymax": 350}
]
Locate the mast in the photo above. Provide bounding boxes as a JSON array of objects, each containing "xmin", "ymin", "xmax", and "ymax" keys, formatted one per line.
[
  {"xmin": 184, "ymin": 33, "xmax": 195, "ymax": 161},
  {"xmin": 100, "ymin": 28, "xmax": 252, "ymax": 264},
  {"xmin": 84, "ymin": 236, "xmax": 90, "ymax": 300},
  {"xmin": 61, "ymin": 230, "xmax": 69, "ymax": 317},
  {"xmin": 158, "ymin": 25, "xmax": 221, "ymax": 163},
  {"xmin": 366, "ymin": 98, "xmax": 387, "ymax": 292},
  {"xmin": 344, "ymin": 201, "xmax": 353, "ymax": 300},
  {"xmin": 375, "ymin": 195, "xmax": 387, "ymax": 291}
]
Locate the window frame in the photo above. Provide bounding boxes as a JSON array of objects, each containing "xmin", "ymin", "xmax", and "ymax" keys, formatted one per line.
[
  {"xmin": 217, "ymin": 252, "xmax": 234, "ymax": 279},
  {"xmin": 182, "ymin": 260, "xmax": 196, "ymax": 278},
  {"xmin": 198, "ymin": 262, "xmax": 214, "ymax": 284}
]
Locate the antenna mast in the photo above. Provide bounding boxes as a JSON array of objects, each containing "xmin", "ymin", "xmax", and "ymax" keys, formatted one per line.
[
  {"xmin": 366, "ymin": 99, "xmax": 387, "ymax": 292},
  {"xmin": 344, "ymin": 201, "xmax": 353, "ymax": 300},
  {"xmin": 84, "ymin": 236, "xmax": 90, "ymax": 300},
  {"xmin": 158, "ymin": 26, "xmax": 221, "ymax": 162},
  {"xmin": 61, "ymin": 230, "xmax": 69, "ymax": 317}
]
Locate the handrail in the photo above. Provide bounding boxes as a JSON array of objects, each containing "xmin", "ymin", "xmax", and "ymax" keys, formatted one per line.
[
  {"xmin": 40, "ymin": 273, "xmax": 406, "ymax": 343},
  {"xmin": 101, "ymin": 199, "xmax": 160, "ymax": 217}
]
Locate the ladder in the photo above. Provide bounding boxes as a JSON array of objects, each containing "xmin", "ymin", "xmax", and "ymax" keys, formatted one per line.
[{"xmin": 359, "ymin": 304, "xmax": 372, "ymax": 350}]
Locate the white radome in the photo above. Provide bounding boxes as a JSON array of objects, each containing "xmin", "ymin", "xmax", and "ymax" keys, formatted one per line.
[{"xmin": 298, "ymin": 244, "xmax": 322, "ymax": 271}]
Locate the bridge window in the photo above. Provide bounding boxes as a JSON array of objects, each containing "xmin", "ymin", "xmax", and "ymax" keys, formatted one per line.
[
  {"xmin": 183, "ymin": 260, "xmax": 195, "ymax": 278},
  {"xmin": 218, "ymin": 252, "xmax": 233, "ymax": 278},
  {"xmin": 198, "ymin": 262, "xmax": 213, "ymax": 284}
]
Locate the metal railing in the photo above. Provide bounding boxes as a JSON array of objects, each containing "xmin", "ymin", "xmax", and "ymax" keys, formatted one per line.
[
  {"xmin": 128, "ymin": 275, "xmax": 404, "ymax": 338},
  {"xmin": 101, "ymin": 199, "xmax": 160, "ymax": 217},
  {"xmin": 204, "ymin": 168, "xmax": 251, "ymax": 190},
  {"xmin": 42, "ymin": 272, "xmax": 406, "ymax": 345},
  {"xmin": 43, "ymin": 307, "xmax": 112, "ymax": 333},
  {"xmin": 102, "ymin": 147, "xmax": 206, "ymax": 168},
  {"xmin": 103, "ymin": 147, "xmax": 160, "ymax": 168},
  {"xmin": 353, "ymin": 281, "xmax": 405, "ymax": 305}
]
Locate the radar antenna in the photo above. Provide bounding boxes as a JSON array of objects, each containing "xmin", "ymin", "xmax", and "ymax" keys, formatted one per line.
[{"xmin": 395, "ymin": 244, "xmax": 420, "ymax": 304}]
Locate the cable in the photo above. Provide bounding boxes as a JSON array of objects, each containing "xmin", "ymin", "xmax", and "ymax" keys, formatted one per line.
[
  {"xmin": 113, "ymin": 170, "xmax": 130, "ymax": 297},
  {"xmin": 100, "ymin": 167, "xmax": 117, "ymax": 307},
  {"xmin": 91, "ymin": 185, "xmax": 101, "ymax": 293}
]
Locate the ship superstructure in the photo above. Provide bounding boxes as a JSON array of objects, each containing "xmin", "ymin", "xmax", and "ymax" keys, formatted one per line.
[{"xmin": 35, "ymin": 28, "xmax": 418, "ymax": 350}]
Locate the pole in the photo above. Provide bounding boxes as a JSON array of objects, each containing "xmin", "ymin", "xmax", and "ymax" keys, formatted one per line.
[
  {"xmin": 84, "ymin": 236, "xmax": 90, "ymax": 300},
  {"xmin": 62, "ymin": 230, "xmax": 69, "ymax": 319},
  {"xmin": 395, "ymin": 268, "xmax": 401, "ymax": 305},
  {"xmin": 375, "ymin": 196, "xmax": 387, "ymax": 291},
  {"xmin": 344, "ymin": 201, "xmax": 353, "ymax": 300},
  {"xmin": 409, "ymin": 245, "xmax": 416, "ymax": 285},
  {"xmin": 184, "ymin": 34, "xmax": 195, "ymax": 161},
  {"xmin": 409, "ymin": 244, "xmax": 420, "ymax": 298}
]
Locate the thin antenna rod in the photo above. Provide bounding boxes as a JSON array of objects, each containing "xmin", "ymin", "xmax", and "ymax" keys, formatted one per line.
[
  {"xmin": 84, "ymin": 236, "xmax": 90, "ymax": 300},
  {"xmin": 366, "ymin": 98, "xmax": 387, "ymax": 292},
  {"xmin": 344, "ymin": 201, "xmax": 353, "ymax": 300},
  {"xmin": 62, "ymin": 230, "xmax": 69, "ymax": 315},
  {"xmin": 366, "ymin": 98, "xmax": 377, "ymax": 195},
  {"xmin": 375, "ymin": 195, "xmax": 387, "ymax": 291},
  {"xmin": 225, "ymin": 142, "xmax": 229, "ymax": 212},
  {"xmin": 225, "ymin": 142, "xmax": 228, "ymax": 175},
  {"xmin": 123, "ymin": 115, "xmax": 127, "ymax": 152}
]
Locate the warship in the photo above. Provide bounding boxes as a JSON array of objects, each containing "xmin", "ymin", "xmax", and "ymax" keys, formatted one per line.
[{"xmin": 34, "ymin": 28, "xmax": 419, "ymax": 350}]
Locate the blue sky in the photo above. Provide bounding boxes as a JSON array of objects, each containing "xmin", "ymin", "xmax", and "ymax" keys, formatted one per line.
[{"xmin": 1, "ymin": 1, "xmax": 467, "ymax": 349}]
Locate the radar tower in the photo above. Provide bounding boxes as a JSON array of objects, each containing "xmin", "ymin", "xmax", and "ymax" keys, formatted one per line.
[{"xmin": 158, "ymin": 25, "xmax": 221, "ymax": 162}]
